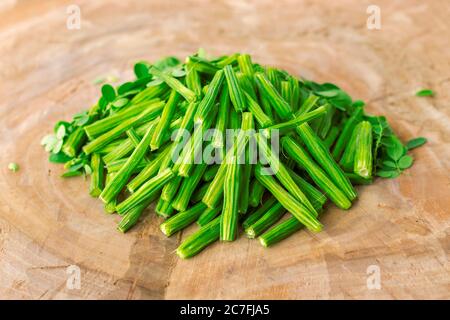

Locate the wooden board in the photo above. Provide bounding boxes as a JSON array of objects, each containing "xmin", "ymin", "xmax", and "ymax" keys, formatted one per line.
[{"xmin": 0, "ymin": 0, "xmax": 449, "ymax": 299}]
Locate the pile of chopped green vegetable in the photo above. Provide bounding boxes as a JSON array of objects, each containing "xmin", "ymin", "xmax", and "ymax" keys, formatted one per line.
[{"xmin": 41, "ymin": 51, "xmax": 426, "ymax": 258}]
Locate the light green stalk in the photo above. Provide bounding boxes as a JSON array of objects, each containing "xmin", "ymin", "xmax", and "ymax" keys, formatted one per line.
[
  {"xmin": 89, "ymin": 153, "xmax": 104, "ymax": 197},
  {"xmin": 150, "ymin": 66, "xmax": 196, "ymax": 102},
  {"xmin": 160, "ymin": 202, "xmax": 207, "ymax": 236},
  {"xmin": 353, "ymin": 121, "xmax": 373, "ymax": 179}
]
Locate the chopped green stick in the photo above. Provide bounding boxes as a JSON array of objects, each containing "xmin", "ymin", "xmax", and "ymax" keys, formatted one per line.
[
  {"xmin": 288, "ymin": 76, "xmax": 300, "ymax": 112},
  {"xmin": 197, "ymin": 206, "xmax": 221, "ymax": 226},
  {"xmin": 118, "ymin": 195, "xmax": 157, "ymax": 233},
  {"xmin": 281, "ymin": 136, "xmax": 351, "ymax": 210},
  {"xmin": 8, "ymin": 162, "xmax": 19, "ymax": 172},
  {"xmin": 186, "ymin": 55, "xmax": 219, "ymax": 74},
  {"xmin": 161, "ymin": 175, "xmax": 183, "ymax": 202},
  {"xmin": 83, "ymin": 107, "xmax": 160, "ymax": 155},
  {"xmin": 297, "ymin": 123, "xmax": 357, "ymax": 201},
  {"xmin": 156, "ymin": 197, "xmax": 176, "ymax": 219},
  {"xmin": 150, "ymin": 66, "xmax": 196, "ymax": 102},
  {"xmin": 245, "ymin": 203, "xmax": 285, "ymax": 238},
  {"xmin": 266, "ymin": 105, "xmax": 327, "ymax": 132},
  {"xmin": 191, "ymin": 182, "xmax": 210, "ymax": 203},
  {"xmin": 345, "ymin": 173, "xmax": 373, "ymax": 185},
  {"xmin": 323, "ymin": 126, "xmax": 340, "ymax": 149},
  {"xmin": 160, "ymin": 202, "xmax": 208, "ymax": 236},
  {"xmin": 258, "ymin": 90, "xmax": 274, "ymax": 120},
  {"xmin": 62, "ymin": 127, "xmax": 87, "ymax": 157},
  {"xmin": 185, "ymin": 64, "xmax": 202, "ymax": 97},
  {"xmin": 256, "ymin": 134, "xmax": 318, "ymax": 216},
  {"xmin": 332, "ymin": 107, "xmax": 363, "ymax": 160},
  {"xmin": 266, "ymin": 67, "xmax": 282, "ymax": 93},
  {"xmin": 202, "ymin": 113, "xmax": 253, "ymax": 208},
  {"xmin": 131, "ymin": 83, "xmax": 168, "ymax": 104},
  {"xmin": 339, "ymin": 125, "xmax": 358, "ymax": 172},
  {"xmin": 176, "ymin": 216, "xmax": 221, "ymax": 259},
  {"xmin": 195, "ymin": 70, "xmax": 224, "ymax": 123},
  {"xmin": 220, "ymin": 146, "xmax": 240, "ymax": 241},
  {"xmin": 150, "ymin": 90, "xmax": 181, "ymax": 150},
  {"xmin": 172, "ymin": 164, "xmax": 208, "ymax": 212},
  {"xmin": 100, "ymin": 124, "xmax": 155, "ymax": 203},
  {"xmin": 211, "ymin": 85, "xmax": 229, "ymax": 148},
  {"xmin": 127, "ymin": 146, "xmax": 171, "ymax": 193},
  {"xmin": 255, "ymin": 72, "xmax": 292, "ymax": 120},
  {"xmin": 89, "ymin": 153, "xmax": 104, "ymax": 197},
  {"xmin": 254, "ymin": 164, "xmax": 322, "ymax": 232},
  {"xmin": 84, "ymin": 99, "xmax": 162, "ymax": 139},
  {"xmin": 281, "ymin": 81, "xmax": 291, "ymax": 106},
  {"xmin": 297, "ymin": 94, "xmax": 318, "ymax": 116},
  {"xmin": 285, "ymin": 167, "xmax": 327, "ymax": 209},
  {"xmin": 116, "ymin": 168, "xmax": 174, "ymax": 214},
  {"xmin": 104, "ymin": 173, "xmax": 117, "ymax": 213},
  {"xmin": 244, "ymin": 91, "xmax": 273, "ymax": 128},
  {"xmin": 224, "ymin": 65, "xmax": 246, "ymax": 112},
  {"xmin": 215, "ymin": 53, "xmax": 239, "ymax": 68},
  {"xmin": 259, "ymin": 216, "xmax": 303, "ymax": 247},
  {"xmin": 249, "ymin": 179, "xmax": 265, "ymax": 207},
  {"xmin": 353, "ymin": 121, "xmax": 373, "ymax": 179},
  {"xmin": 237, "ymin": 54, "xmax": 255, "ymax": 77},
  {"xmin": 242, "ymin": 197, "xmax": 277, "ymax": 230},
  {"xmin": 237, "ymin": 73, "xmax": 257, "ymax": 100},
  {"xmin": 238, "ymin": 148, "xmax": 252, "ymax": 215},
  {"xmin": 106, "ymin": 158, "xmax": 148, "ymax": 174},
  {"xmin": 203, "ymin": 165, "xmax": 219, "ymax": 182}
]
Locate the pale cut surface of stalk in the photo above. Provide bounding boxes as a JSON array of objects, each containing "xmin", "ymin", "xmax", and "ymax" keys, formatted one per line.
[{"xmin": 353, "ymin": 121, "xmax": 373, "ymax": 179}]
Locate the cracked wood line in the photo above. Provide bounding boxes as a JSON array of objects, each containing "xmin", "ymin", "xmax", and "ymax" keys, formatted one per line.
[{"xmin": 0, "ymin": 0, "xmax": 449, "ymax": 299}]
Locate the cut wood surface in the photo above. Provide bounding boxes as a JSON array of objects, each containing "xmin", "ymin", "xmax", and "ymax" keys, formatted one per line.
[{"xmin": 0, "ymin": 0, "xmax": 449, "ymax": 299}]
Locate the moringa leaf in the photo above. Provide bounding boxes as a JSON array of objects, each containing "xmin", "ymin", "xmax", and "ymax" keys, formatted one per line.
[{"xmin": 406, "ymin": 137, "xmax": 427, "ymax": 150}]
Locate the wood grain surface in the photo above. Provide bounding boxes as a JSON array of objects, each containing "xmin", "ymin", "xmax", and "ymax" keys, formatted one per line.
[{"xmin": 0, "ymin": 0, "xmax": 449, "ymax": 299}]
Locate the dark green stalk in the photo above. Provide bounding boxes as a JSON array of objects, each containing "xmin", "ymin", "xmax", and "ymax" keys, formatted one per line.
[
  {"xmin": 249, "ymin": 179, "xmax": 265, "ymax": 207},
  {"xmin": 296, "ymin": 123, "xmax": 357, "ymax": 201},
  {"xmin": 297, "ymin": 94, "xmax": 318, "ymax": 116},
  {"xmin": 245, "ymin": 203, "xmax": 285, "ymax": 238},
  {"xmin": 203, "ymin": 165, "xmax": 219, "ymax": 182},
  {"xmin": 194, "ymin": 70, "xmax": 224, "ymax": 123},
  {"xmin": 191, "ymin": 182, "xmax": 210, "ymax": 203},
  {"xmin": 254, "ymin": 164, "xmax": 322, "ymax": 232},
  {"xmin": 237, "ymin": 54, "xmax": 255, "ymax": 77},
  {"xmin": 244, "ymin": 92, "xmax": 273, "ymax": 128},
  {"xmin": 117, "ymin": 195, "xmax": 156, "ymax": 233},
  {"xmin": 150, "ymin": 66, "xmax": 196, "ymax": 102},
  {"xmin": 156, "ymin": 197, "xmax": 176, "ymax": 219},
  {"xmin": 353, "ymin": 121, "xmax": 373, "ymax": 179},
  {"xmin": 242, "ymin": 197, "xmax": 277, "ymax": 229},
  {"xmin": 211, "ymin": 85, "xmax": 229, "ymax": 148},
  {"xmin": 323, "ymin": 126, "xmax": 340, "ymax": 149},
  {"xmin": 285, "ymin": 167, "xmax": 327, "ymax": 209},
  {"xmin": 84, "ymin": 99, "xmax": 162, "ymax": 139},
  {"xmin": 256, "ymin": 134, "xmax": 317, "ymax": 216},
  {"xmin": 266, "ymin": 105, "xmax": 327, "ymax": 132},
  {"xmin": 332, "ymin": 107, "xmax": 363, "ymax": 160},
  {"xmin": 255, "ymin": 72, "xmax": 292, "ymax": 120},
  {"xmin": 288, "ymin": 76, "xmax": 300, "ymax": 112},
  {"xmin": 172, "ymin": 164, "xmax": 208, "ymax": 212},
  {"xmin": 160, "ymin": 202, "xmax": 207, "ymax": 236},
  {"xmin": 259, "ymin": 217, "xmax": 303, "ymax": 247},
  {"xmin": 339, "ymin": 125, "xmax": 358, "ymax": 172},
  {"xmin": 150, "ymin": 90, "xmax": 181, "ymax": 150},
  {"xmin": 127, "ymin": 146, "xmax": 171, "ymax": 193},
  {"xmin": 345, "ymin": 173, "xmax": 373, "ymax": 185},
  {"xmin": 100, "ymin": 123, "xmax": 155, "ymax": 203},
  {"xmin": 83, "ymin": 107, "xmax": 160, "ymax": 155},
  {"xmin": 281, "ymin": 136, "xmax": 351, "ymax": 209},
  {"xmin": 220, "ymin": 152, "xmax": 240, "ymax": 241},
  {"xmin": 116, "ymin": 168, "xmax": 174, "ymax": 214},
  {"xmin": 224, "ymin": 65, "xmax": 246, "ymax": 112},
  {"xmin": 197, "ymin": 206, "xmax": 221, "ymax": 226},
  {"xmin": 62, "ymin": 127, "xmax": 86, "ymax": 157},
  {"xmin": 89, "ymin": 153, "xmax": 104, "ymax": 197},
  {"xmin": 176, "ymin": 216, "xmax": 221, "ymax": 259}
]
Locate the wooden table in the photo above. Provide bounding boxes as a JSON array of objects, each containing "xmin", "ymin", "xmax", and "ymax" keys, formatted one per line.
[{"xmin": 0, "ymin": 0, "xmax": 449, "ymax": 299}]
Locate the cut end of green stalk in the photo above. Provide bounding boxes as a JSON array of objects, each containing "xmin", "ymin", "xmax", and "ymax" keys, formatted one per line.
[
  {"xmin": 159, "ymin": 223, "xmax": 172, "ymax": 237},
  {"xmin": 259, "ymin": 237, "xmax": 269, "ymax": 248},
  {"xmin": 245, "ymin": 227, "xmax": 257, "ymax": 239}
]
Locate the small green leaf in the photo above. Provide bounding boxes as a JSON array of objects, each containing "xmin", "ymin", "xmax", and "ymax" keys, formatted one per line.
[
  {"xmin": 8, "ymin": 162, "xmax": 19, "ymax": 172},
  {"xmin": 52, "ymin": 139, "xmax": 63, "ymax": 154},
  {"xmin": 415, "ymin": 89, "xmax": 434, "ymax": 97},
  {"xmin": 61, "ymin": 170, "xmax": 83, "ymax": 178},
  {"xmin": 56, "ymin": 125, "xmax": 66, "ymax": 140},
  {"xmin": 93, "ymin": 76, "xmax": 106, "ymax": 85},
  {"xmin": 386, "ymin": 139, "xmax": 406, "ymax": 161},
  {"xmin": 134, "ymin": 62, "xmax": 150, "ymax": 78},
  {"xmin": 49, "ymin": 152, "xmax": 72, "ymax": 164},
  {"xmin": 171, "ymin": 68, "xmax": 186, "ymax": 77},
  {"xmin": 101, "ymin": 84, "xmax": 116, "ymax": 102},
  {"xmin": 398, "ymin": 155, "xmax": 413, "ymax": 169},
  {"xmin": 112, "ymin": 97, "xmax": 129, "ymax": 108},
  {"xmin": 352, "ymin": 100, "xmax": 366, "ymax": 108},
  {"xmin": 382, "ymin": 160, "xmax": 397, "ymax": 169},
  {"xmin": 117, "ymin": 82, "xmax": 135, "ymax": 95},
  {"xmin": 147, "ymin": 79, "xmax": 163, "ymax": 87},
  {"xmin": 376, "ymin": 170, "xmax": 396, "ymax": 178},
  {"xmin": 406, "ymin": 137, "xmax": 427, "ymax": 150}
]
